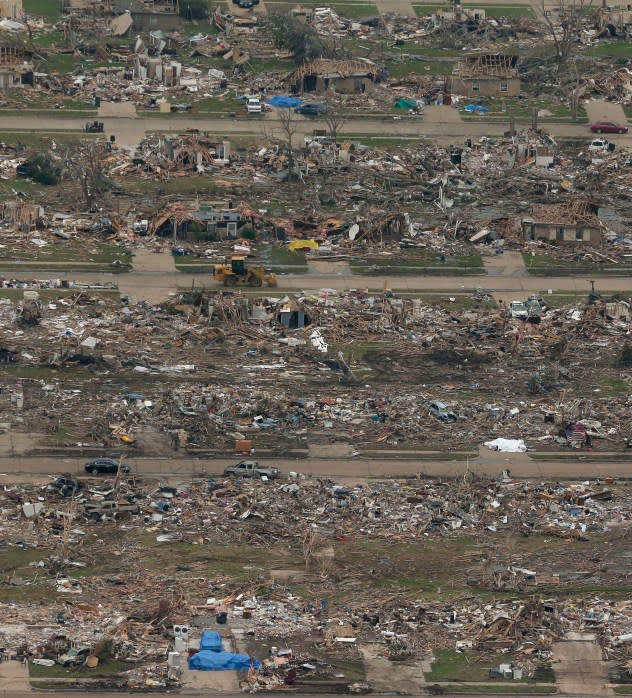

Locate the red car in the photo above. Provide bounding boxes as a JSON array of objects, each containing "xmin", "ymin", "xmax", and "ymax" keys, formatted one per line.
[{"xmin": 590, "ymin": 120, "xmax": 628, "ymax": 134}]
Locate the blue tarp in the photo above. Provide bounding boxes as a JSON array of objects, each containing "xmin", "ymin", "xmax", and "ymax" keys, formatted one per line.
[
  {"xmin": 200, "ymin": 631, "xmax": 223, "ymax": 652},
  {"xmin": 188, "ymin": 649, "xmax": 259, "ymax": 671},
  {"xmin": 266, "ymin": 96, "xmax": 303, "ymax": 108},
  {"xmin": 188, "ymin": 630, "xmax": 261, "ymax": 672},
  {"xmin": 463, "ymin": 104, "xmax": 489, "ymax": 114}
]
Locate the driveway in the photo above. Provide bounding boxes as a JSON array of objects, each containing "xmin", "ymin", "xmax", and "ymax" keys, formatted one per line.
[
  {"xmin": 553, "ymin": 633, "xmax": 613, "ymax": 696},
  {"xmin": 584, "ymin": 99, "xmax": 628, "ymax": 127}
]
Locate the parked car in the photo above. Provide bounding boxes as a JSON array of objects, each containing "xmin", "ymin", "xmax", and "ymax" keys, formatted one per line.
[
  {"xmin": 294, "ymin": 103, "xmax": 328, "ymax": 116},
  {"xmin": 85, "ymin": 459, "xmax": 131, "ymax": 474},
  {"xmin": 508, "ymin": 300, "xmax": 529, "ymax": 320},
  {"xmin": 590, "ymin": 120, "xmax": 628, "ymax": 134},
  {"xmin": 223, "ymin": 460, "xmax": 280, "ymax": 479},
  {"xmin": 428, "ymin": 401, "xmax": 458, "ymax": 423}
]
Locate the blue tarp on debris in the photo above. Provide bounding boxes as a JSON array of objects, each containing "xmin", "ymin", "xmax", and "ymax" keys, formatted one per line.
[
  {"xmin": 266, "ymin": 96, "xmax": 303, "ymax": 108},
  {"xmin": 187, "ymin": 631, "xmax": 261, "ymax": 671},
  {"xmin": 200, "ymin": 631, "xmax": 223, "ymax": 652},
  {"xmin": 463, "ymin": 104, "xmax": 489, "ymax": 114}
]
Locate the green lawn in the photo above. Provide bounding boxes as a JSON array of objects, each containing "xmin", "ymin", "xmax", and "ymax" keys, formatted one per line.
[
  {"xmin": 329, "ymin": 2, "xmax": 378, "ymax": 17},
  {"xmin": 439, "ymin": 685, "xmax": 556, "ymax": 694},
  {"xmin": 24, "ymin": 0, "xmax": 63, "ymax": 19},
  {"xmin": 351, "ymin": 252, "xmax": 484, "ymax": 276},
  {"xmin": 585, "ymin": 41, "xmax": 632, "ymax": 57},
  {"xmin": 29, "ymin": 659, "xmax": 131, "ymax": 679},
  {"xmin": 523, "ymin": 253, "xmax": 632, "ymax": 276},
  {"xmin": 426, "ymin": 650, "xmax": 498, "ymax": 682},
  {"xmin": 477, "ymin": 4, "xmax": 533, "ymax": 16}
]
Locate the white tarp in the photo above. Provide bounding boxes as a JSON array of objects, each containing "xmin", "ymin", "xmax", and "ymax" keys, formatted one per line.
[{"xmin": 484, "ymin": 438, "xmax": 526, "ymax": 453}]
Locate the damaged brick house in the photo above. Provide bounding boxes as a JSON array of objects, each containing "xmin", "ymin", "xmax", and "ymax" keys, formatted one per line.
[
  {"xmin": 286, "ymin": 58, "xmax": 381, "ymax": 95},
  {"xmin": 448, "ymin": 52, "xmax": 520, "ymax": 98},
  {"xmin": 522, "ymin": 201, "xmax": 603, "ymax": 245}
]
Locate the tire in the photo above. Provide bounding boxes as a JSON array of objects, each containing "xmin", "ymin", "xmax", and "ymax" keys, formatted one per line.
[
  {"xmin": 619, "ymin": 129, "xmax": 625, "ymax": 134},
  {"xmin": 596, "ymin": 129, "xmax": 602, "ymax": 134},
  {"xmin": 224, "ymin": 275, "xmax": 237, "ymax": 287},
  {"xmin": 249, "ymin": 275, "xmax": 263, "ymax": 287}
]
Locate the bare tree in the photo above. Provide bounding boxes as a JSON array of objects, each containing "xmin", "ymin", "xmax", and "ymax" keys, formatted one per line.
[
  {"xmin": 324, "ymin": 109, "xmax": 347, "ymax": 144},
  {"xmin": 277, "ymin": 108, "xmax": 301, "ymax": 181},
  {"xmin": 63, "ymin": 140, "xmax": 113, "ymax": 210},
  {"xmin": 539, "ymin": 0, "xmax": 594, "ymax": 64}
]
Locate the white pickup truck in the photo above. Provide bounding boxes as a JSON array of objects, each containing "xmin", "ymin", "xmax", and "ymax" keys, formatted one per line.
[
  {"xmin": 246, "ymin": 97, "xmax": 262, "ymax": 114},
  {"xmin": 223, "ymin": 460, "xmax": 280, "ymax": 479}
]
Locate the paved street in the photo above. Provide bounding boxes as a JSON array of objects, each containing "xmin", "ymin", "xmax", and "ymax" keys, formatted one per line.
[
  {"xmin": 0, "ymin": 110, "xmax": 625, "ymax": 149},
  {"xmin": 1, "ymin": 448, "xmax": 631, "ymax": 480}
]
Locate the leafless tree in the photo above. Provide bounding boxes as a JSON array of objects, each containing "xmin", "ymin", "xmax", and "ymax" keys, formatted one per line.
[
  {"xmin": 63, "ymin": 140, "xmax": 112, "ymax": 210},
  {"xmin": 539, "ymin": 0, "xmax": 594, "ymax": 64},
  {"xmin": 277, "ymin": 108, "xmax": 301, "ymax": 181},
  {"xmin": 324, "ymin": 109, "xmax": 347, "ymax": 144}
]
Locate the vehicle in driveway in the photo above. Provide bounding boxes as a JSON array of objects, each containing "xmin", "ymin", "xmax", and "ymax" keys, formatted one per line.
[
  {"xmin": 223, "ymin": 461, "xmax": 280, "ymax": 479},
  {"xmin": 590, "ymin": 120, "xmax": 628, "ymax": 134},
  {"xmin": 85, "ymin": 458, "xmax": 130, "ymax": 474},
  {"xmin": 295, "ymin": 103, "xmax": 328, "ymax": 116}
]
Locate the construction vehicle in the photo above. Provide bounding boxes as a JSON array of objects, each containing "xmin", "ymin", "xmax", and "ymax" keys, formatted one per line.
[
  {"xmin": 85, "ymin": 120, "xmax": 104, "ymax": 133},
  {"xmin": 213, "ymin": 256, "xmax": 277, "ymax": 287}
]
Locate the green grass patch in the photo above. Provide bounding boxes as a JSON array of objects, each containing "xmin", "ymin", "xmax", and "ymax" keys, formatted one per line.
[
  {"xmin": 413, "ymin": 4, "xmax": 450, "ymax": 15},
  {"xmin": 0, "ymin": 243, "xmax": 131, "ymax": 266},
  {"xmin": 426, "ymin": 650, "xmax": 496, "ymax": 682},
  {"xmin": 29, "ymin": 659, "xmax": 131, "ymax": 679},
  {"xmin": 351, "ymin": 252, "xmax": 483, "ymax": 276},
  {"xmin": 614, "ymin": 687, "xmax": 632, "ymax": 694},
  {"xmin": 439, "ymin": 685, "xmax": 557, "ymax": 694},
  {"xmin": 477, "ymin": 4, "xmax": 533, "ymax": 16},
  {"xmin": 329, "ymin": 2, "xmax": 378, "ymax": 17},
  {"xmin": 600, "ymin": 376, "xmax": 630, "ymax": 397},
  {"xmin": 585, "ymin": 41, "xmax": 632, "ymax": 57},
  {"xmin": 24, "ymin": 0, "xmax": 62, "ymax": 18},
  {"xmin": 523, "ymin": 253, "xmax": 632, "ymax": 276}
]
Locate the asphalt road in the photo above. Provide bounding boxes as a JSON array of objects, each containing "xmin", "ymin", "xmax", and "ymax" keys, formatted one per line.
[
  {"xmin": 8, "ymin": 266, "xmax": 631, "ymax": 304},
  {"xmin": 0, "ymin": 113, "xmax": 627, "ymax": 148},
  {"xmin": 1, "ymin": 451, "xmax": 631, "ymax": 481}
]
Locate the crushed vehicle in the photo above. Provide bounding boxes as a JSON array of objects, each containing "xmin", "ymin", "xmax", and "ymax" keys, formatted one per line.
[
  {"xmin": 508, "ymin": 301, "xmax": 529, "ymax": 320},
  {"xmin": 57, "ymin": 646, "xmax": 90, "ymax": 667},
  {"xmin": 83, "ymin": 500, "xmax": 141, "ymax": 519},
  {"xmin": 223, "ymin": 461, "xmax": 280, "ymax": 479},
  {"xmin": 428, "ymin": 401, "xmax": 458, "ymax": 423}
]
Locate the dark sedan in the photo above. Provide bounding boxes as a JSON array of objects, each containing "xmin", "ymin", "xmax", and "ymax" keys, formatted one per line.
[
  {"xmin": 590, "ymin": 120, "xmax": 628, "ymax": 134},
  {"xmin": 294, "ymin": 103, "xmax": 328, "ymax": 116},
  {"xmin": 85, "ymin": 459, "xmax": 131, "ymax": 474}
]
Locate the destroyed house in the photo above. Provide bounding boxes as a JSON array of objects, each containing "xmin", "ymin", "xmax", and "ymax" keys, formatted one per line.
[
  {"xmin": 113, "ymin": 0, "xmax": 181, "ymax": 31},
  {"xmin": 449, "ymin": 53, "xmax": 519, "ymax": 97},
  {"xmin": 286, "ymin": 58, "xmax": 380, "ymax": 94},
  {"xmin": 0, "ymin": 44, "xmax": 33, "ymax": 89},
  {"xmin": 150, "ymin": 202, "xmax": 244, "ymax": 241},
  {"xmin": 522, "ymin": 201, "xmax": 602, "ymax": 245},
  {"xmin": 0, "ymin": 0, "xmax": 21, "ymax": 19}
]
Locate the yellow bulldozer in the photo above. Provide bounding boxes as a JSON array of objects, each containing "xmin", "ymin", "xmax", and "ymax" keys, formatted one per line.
[{"xmin": 213, "ymin": 256, "xmax": 277, "ymax": 288}]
